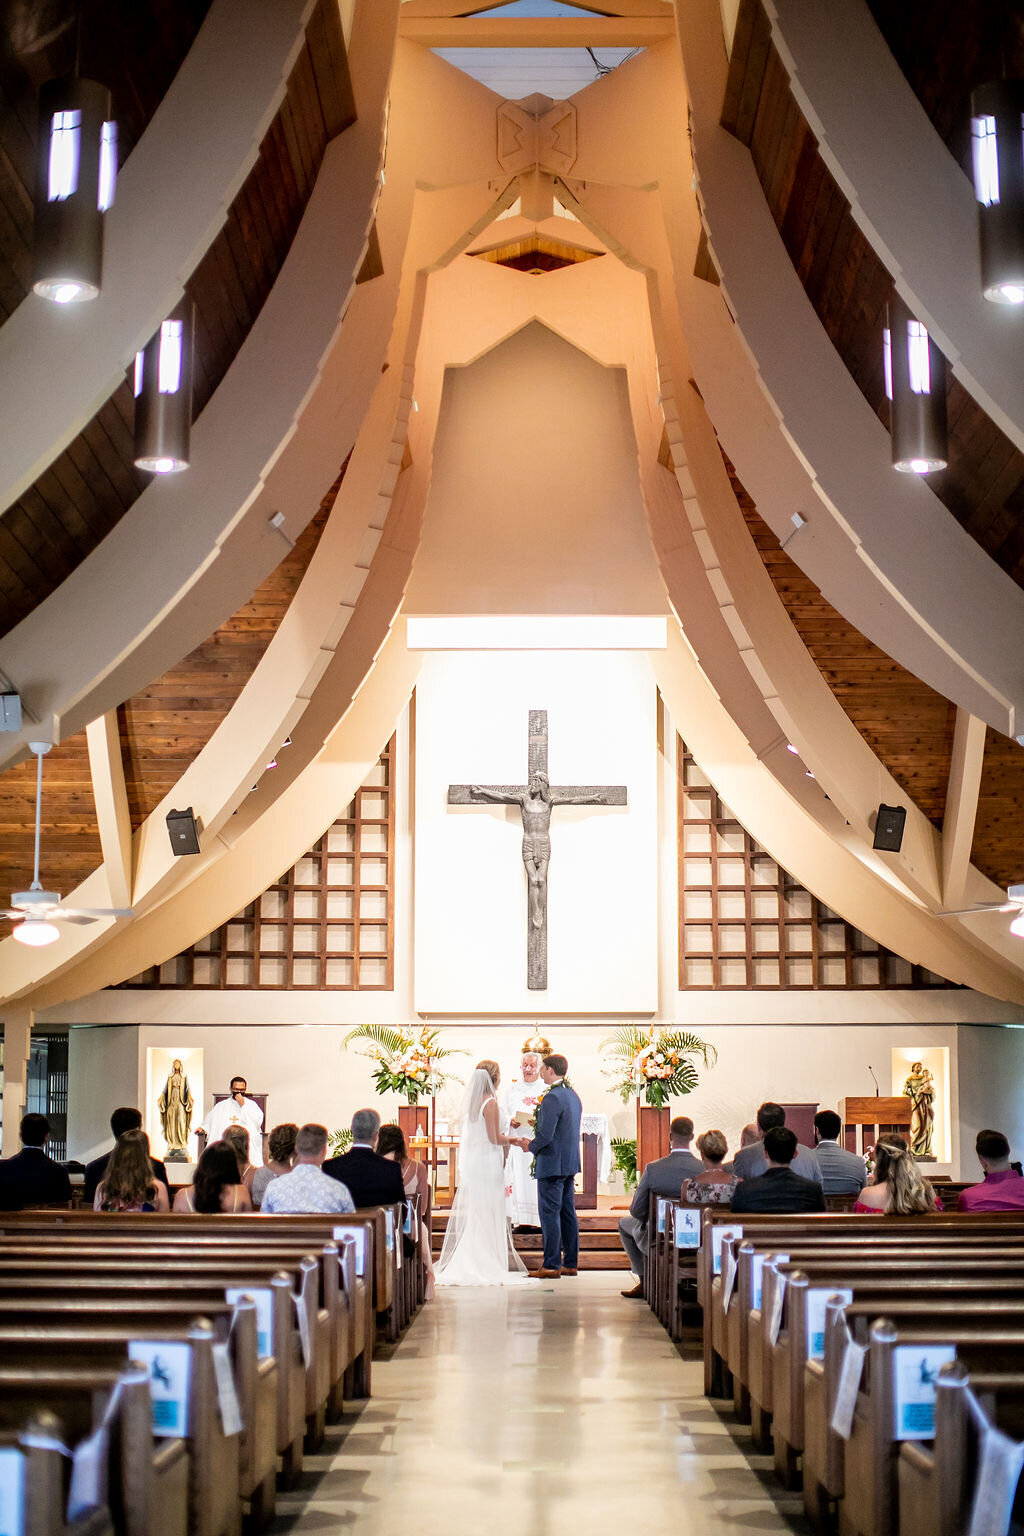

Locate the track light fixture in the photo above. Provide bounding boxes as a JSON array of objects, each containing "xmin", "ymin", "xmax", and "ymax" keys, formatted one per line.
[
  {"xmin": 133, "ymin": 301, "xmax": 195, "ymax": 474},
  {"xmin": 883, "ymin": 294, "xmax": 948, "ymax": 474},
  {"xmin": 32, "ymin": 77, "xmax": 116, "ymax": 303},
  {"xmin": 971, "ymin": 81, "xmax": 1024, "ymax": 304}
]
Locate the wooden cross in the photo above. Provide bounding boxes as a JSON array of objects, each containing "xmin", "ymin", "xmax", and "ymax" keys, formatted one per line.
[{"xmin": 447, "ymin": 709, "xmax": 627, "ymax": 989}]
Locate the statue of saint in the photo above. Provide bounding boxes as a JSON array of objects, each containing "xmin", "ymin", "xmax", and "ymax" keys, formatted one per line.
[
  {"xmin": 158, "ymin": 1059, "xmax": 195, "ymax": 1161},
  {"xmin": 902, "ymin": 1062, "xmax": 935, "ymax": 1159}
]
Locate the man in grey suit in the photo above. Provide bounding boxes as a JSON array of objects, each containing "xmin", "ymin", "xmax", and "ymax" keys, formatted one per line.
[
  {"xmin": 619, "ymin": 1116, "xmax": 702, "ymax": 1298},
  {"xmin": 812, "ymin": 1109, "xmax": 867, "ymax": 1195},
  {"xmin": 732, "ymin": 1102, "xmax": 823, "ymax": 1185}
]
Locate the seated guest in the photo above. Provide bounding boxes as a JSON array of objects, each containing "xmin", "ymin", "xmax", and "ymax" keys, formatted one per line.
[
  {"xmin": 0, "ymin": 1113, "xmax": 73, "ymax": 1211},
  {"xmin": 957, "ymin": 1130, "xmax": 1024, "ymax": 1212},
  {"xmin": 377, "ymin": 1124, "xmax": 435, "ymax": 1297},
  {"xmin": 812, "ymin": 1109, "xmax": 867, "ymax": 1195},
  {"xmin": 682, "ymin": 1129, "xmax": 738, "ymax": 1206},
  {"xmin": 730, "ymin": 1127, "xmax": 826, "ymax": 1213},
  {"xmin": 94, "ymin": 1128, "xmax": 170, "ymax": 1212},
  {"xmin": 732, "ymin": 1103, "xmax": 823, "ymax": 1184},
  {"xmin": 854, "ymin": 1135, "xmax": 940, "ymax": 1214},
  {"xmin": 173, "ymin": 1140, "xmax": 253, "ymax": 1213},
  {"xmin": 739, "ymin": 1124, "xmax": 760, "ymax": 1150},
  {"xmin": 222, "ymin": 1125, "xmax": 257, "ymax": 1197},
  {"xmin": 251, "ymin": 1123, "xmax": 298, "ymax": 1209},
  {"xmin": 618, "ymin": 1116, "xmax": 703, "ymax": 1298},
  {"xmin": 84, "ymin": 1107, "xmax": 169, "ymax": 1204},
  {"xmin": 322, "ymin": 1108, "xmax": 405, "ymax": 1208},
  {"xmin": 262, "ymin": 1124, "xmax": 355, "ymax": 1214}
]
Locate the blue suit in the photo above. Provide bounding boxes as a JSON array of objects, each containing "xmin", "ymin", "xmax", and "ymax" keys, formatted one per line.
[{"xmin": 528, "ymin": 1080, "xmax": 583, "ymax": 1271}]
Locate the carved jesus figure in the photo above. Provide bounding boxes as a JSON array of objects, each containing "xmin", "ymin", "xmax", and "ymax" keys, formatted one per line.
[{"xmin": 468, "ymin": 771, "xmax": 612, "ymax": 930}]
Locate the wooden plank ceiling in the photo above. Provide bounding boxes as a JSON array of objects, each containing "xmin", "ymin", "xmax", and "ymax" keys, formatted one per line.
[
  {"xmin": 730, "ymin": 460, "xmax": 1024, "ymax": 892},
  {"xmin": 0, "ymin": 0, "xmax": 355, "ymax": 641},
  {"xmin": 722, "ymin": 0, "xmax": 1024, "ymax": 594},
  {"xmin": 0, "ymin": 463, "xmax": 343, "ymax": 932}
]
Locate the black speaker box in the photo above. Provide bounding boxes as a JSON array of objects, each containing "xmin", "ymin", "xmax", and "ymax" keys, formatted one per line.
[
  {"xmin": 166, "ymin": 806, "xmax": 201, "ymax": 856},
  {"xmin": 872, "ymin": 803, "xmax": 906, "ymax": 853}
]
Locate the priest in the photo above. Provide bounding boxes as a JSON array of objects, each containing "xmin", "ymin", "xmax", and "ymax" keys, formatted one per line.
[
  {"xmin": 201, "ymin": 1074, "xmax": 265, "ymax": 1167},
  {"xmin": 501, "ymin": 1034, "xmax": 550, "ymax": 1230}
]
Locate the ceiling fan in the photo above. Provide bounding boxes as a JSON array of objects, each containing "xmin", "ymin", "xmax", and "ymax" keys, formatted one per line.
[
  {"xmin": 3, "ymin": 741, "xmax": 133, "ymax": 948},
  {"xmin": 937, "ymin": 883, "xmax": 1024, "ymax": 937}
]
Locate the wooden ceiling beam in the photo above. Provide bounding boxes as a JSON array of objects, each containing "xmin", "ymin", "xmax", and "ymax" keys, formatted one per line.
[
  {"xmin": 941, "ymin": 707, "xmax": 986, "ymax": 911},
  {"xmin": 399, "ymin": 0, "xmax": 670, "ymax": 16},
  {"xmin": 398, "ymin": 16, "xmax": 674, "ymax": 46},
  {"xmin": 85, "ymin": 711, "xmax": 134, "ymax": 911}
]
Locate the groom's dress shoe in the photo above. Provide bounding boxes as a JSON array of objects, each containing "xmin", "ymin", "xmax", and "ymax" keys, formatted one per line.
[
  {"xmin": 531, "ymin": 1267, "xmax": 561, "ymax": 1279},
  {"xmin": 560, "ymin": 1267, "xmax": 578, "ymax": 1276},
  {"xmin": 621, "ymin": 1281, "xmax": 645, "ymax": 1299}
]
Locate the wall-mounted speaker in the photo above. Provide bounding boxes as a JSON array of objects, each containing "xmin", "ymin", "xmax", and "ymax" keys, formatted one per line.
[
  {"xmin": 872, "ymin": 803, "xmax": 906, "ymax": 853},
  {"xmin": 166, "ymin": 806, "xmax": 200, "ymax": 856}
]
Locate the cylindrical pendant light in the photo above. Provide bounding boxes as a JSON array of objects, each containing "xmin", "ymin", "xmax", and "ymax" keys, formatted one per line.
[
  {"xmin": 883, "ymin": 294, "xmax": 948, "ymax": 474},
  {"xmin": 32, "ymin": 76, "xmax": 117, "ymax": 304},
  {"xmin": 133, "ymin": 301, "xmax": 195, "ymax": 474},
  {"xmin": 971, "ymin": 80, "xmax": 1024, "ymax": 305}
]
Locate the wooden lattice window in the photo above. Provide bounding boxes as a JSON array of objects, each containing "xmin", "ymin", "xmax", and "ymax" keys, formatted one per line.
[
  {"xmin": 677, "ymin": 738, "xmax": 952, "ymax": 990},
  {"xmin": 120, "ymin": 739, "xmax": 395, "ymax": 990}
]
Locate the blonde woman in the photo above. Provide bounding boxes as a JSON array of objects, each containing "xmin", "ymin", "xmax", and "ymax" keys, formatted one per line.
[
  {"xmin": 222, "ymin": 1125, "xmax": 257, "ymax": 1197},
  {"xmin": 681, "ymin": 1129, "xmax": 738, "ymax": 1206},
  {"xmin": 854, "ymin": 1135, "xmax": 942, "ymax": 1214}
]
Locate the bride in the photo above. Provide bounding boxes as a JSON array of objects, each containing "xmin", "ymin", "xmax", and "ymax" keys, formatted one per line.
[{"xmin": 436, "ymin": 1061, "xmax": 529, "ymax": 1287}]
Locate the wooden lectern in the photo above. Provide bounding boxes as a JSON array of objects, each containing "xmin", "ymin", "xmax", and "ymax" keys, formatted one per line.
[{"xmin": 840, "ymin": 1096, "xmax": 912, "ymax": 1155}]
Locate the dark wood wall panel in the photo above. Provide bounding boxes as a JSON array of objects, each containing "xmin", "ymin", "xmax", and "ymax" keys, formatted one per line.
[
  {"xmin": 973, "ymin": 730, "xmax": 1024, "ymax": 892},
  {"xmin": 0, "ymin": 0, "xmax": 355, "ymax": 640},
  {"xmin": 722, "ymin": 0, "xmax": 1024, "ymax": 599},
  {"xmin": 0, "ymin": 463, "xmax": 340, "ymax": 928},
  {"xmin": 0, "ymin": 0, "xmax": 212, "ymax": 328}
]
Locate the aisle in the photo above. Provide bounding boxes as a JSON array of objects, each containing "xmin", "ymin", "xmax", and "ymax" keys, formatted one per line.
[{"xmin": 275, "ymin": 1274, "xmax": 803, "ymax": 1535}]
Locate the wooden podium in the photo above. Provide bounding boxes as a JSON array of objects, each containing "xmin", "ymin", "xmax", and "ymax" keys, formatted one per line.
[{"xmin": 840, "ymin": 1096, "xmax": 912, "ymax": 1155}]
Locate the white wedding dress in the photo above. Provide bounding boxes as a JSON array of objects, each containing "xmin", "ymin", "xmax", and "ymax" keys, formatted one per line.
[{"xmin": 436, "ymin": 1070, "xmax": 529, "ymax": 1287}]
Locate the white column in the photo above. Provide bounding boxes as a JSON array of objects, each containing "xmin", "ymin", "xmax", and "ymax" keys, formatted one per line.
[{"xmin": 2, "ymin": 1002, "xmax": 34, "ymax": 1155}]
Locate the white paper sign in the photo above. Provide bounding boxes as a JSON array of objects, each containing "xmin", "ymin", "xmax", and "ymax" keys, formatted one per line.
[
  {"xmin": 656, "ymin": 1198, "xmax": 670, "ymax": 1235},
  {"xmin": 384, "ymin": 1208, "xmax": 395, "ymax": 1252},
  {"xmin": 212, "ymin": 1342, "xmax": 243, "ymax": 1437},
  {"xmin": 403, "ymin": 1201, "xmax": 414, "ymax": 1236},
  {"xmin": 226, "ymin": 1287, "xmax": 273, "ymax": 1359},
  {"xmin": 67, "ymin": 1424, "xmax": 108, "ymax": 1520},
  {"xmin": 752, "ymin": 1252, "xmax": 787, "ymax": 1311},
  {"xmin": 721, "ymin": 1243, "xmax": 738, "ymax": 1311},
  {"xmin": 966, "ymin": 1388, "xmax": 1024, "ymax": 1536},
  {"xmin": 831, "ymin": 1340, "xmax": 868, "ymax": 1441},
  {"xmin": 336, "ymin": 1225, "xmax": 367, "ymax": 1276},
  {"xmin": 768, "ymin": 1273, "xmax": 787, "ymax": 1345},
  {"xmin": 806, "ymin": 1288, "xmax": 854, "ymax": 1361},
  {"xmin": 673, "ymin": 1206, "xmax": 700, "ymax": 1249},
  {"xmin": 711, "ymin": 1224, "xmax": 743, "ymax": 1276},
  {"xmin": 293, "ymin": 1294, "xmax": 312, "ymax": 1369},
  {"xmin": 893, "ymin": 1344, "xmax": 957, "ymax": 1440},
  {"xmin": 0, "ymin": 1448, "xmax": 25, "ymax": 1536},
  {"xmin": 128, "ymin": 1341, "xmax": 191, "ymax": 1438}
]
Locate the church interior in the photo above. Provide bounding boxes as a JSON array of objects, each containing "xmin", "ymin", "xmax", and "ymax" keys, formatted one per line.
[{"xmin": 2, "ymin": 0, "xmax": 1024, "ymax": 1530}]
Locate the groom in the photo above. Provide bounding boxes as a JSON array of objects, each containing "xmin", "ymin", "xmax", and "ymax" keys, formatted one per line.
[{"xmin": 525, "ymin": 1054, "xmax": 583, "ymax": 1279}]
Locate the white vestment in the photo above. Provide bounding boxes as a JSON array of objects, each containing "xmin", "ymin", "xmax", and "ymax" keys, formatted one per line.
[
  {"xmin": 500, "ymin": 1076, "xmax": 545, "ymax": 1226},
  {"xmin": 202, "ymin": 1096, "xmax": 265, "ymax": 1166}
]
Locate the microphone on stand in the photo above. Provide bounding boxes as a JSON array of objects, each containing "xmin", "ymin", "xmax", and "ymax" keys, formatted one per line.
[{"xmin": 868, "ymin": 1065, "xmax": 880, "ymax": 1097}]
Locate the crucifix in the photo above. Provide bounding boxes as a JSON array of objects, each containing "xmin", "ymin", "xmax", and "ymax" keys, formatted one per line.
[{"xmin": 447, "ymin": 709, "xmax": 627, "ymax": 989}]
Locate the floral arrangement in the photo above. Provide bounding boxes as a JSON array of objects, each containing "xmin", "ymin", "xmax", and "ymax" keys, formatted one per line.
[
  {"xmin": 343, "ymin": 1023, "xmax": 467, "ymax": 1104},
  {"xmin": 601, "ymin": 1024, "xmax": 716, "ymax": 1110},
  {"xmin": 611, "ymin": 1136, "xmax": 638, "ymax": 1192},
  {"xmin": 328, "ymin": 1128, "xmax": 353, "ymax": 1157}
]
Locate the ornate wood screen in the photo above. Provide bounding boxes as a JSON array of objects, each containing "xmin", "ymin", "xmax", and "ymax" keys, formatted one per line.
[
  {"xmin": 120, "ymin": 738, "xmax": 395, "ymax": 989},
  {"xmin": 677, "ymin": 738, "xmax": 952, "ymax": 990}
]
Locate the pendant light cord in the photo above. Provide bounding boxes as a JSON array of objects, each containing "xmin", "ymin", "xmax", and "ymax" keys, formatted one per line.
[{"xmin": 32, "ymin": 746, "xmax": 44, "ymax": 890}]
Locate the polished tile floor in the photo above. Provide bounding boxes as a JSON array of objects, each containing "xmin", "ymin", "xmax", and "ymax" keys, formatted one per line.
[{"xmin": 275, "ymin": 1273, "xmax": 804, "ymax": 1534}]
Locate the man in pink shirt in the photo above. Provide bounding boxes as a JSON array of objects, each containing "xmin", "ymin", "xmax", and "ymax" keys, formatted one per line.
[{"xmin": 957, "ymin": 1130, "xmax": 1024, "ymax": 1212}]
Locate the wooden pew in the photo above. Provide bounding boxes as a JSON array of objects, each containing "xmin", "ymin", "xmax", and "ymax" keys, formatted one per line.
[
  {"xmin": 0, "ymin": 1417, "xmax": 114, "ymax": 1536},
  {"xmin": 0, "ymin": 1318, "xmax": 241, "ymax": 1536},
  {"xmin": 0, "ymin": 1360, "xmax": 188, "ymax": 1536},
  {"xmin": 897, "ymin": 1362, "xmax": 1024, "ymax": 1536}
]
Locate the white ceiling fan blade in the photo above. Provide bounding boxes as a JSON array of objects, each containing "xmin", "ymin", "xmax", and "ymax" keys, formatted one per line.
[
  {"xmin": 936, "ymin": 903, "xmax": 1017, "ymax": 918},
  {"xmin": 57, "ymin": 907, "xmax": 134, "ymax": 921}
]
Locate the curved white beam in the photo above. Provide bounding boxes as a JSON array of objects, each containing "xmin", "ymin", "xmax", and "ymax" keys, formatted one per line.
[
  {"xmin": 0, "ymin": 0, "xmax": 401, "ymax": 773},
  {"xmin": 0, "ymin": 0, "xmax": 315, "ymax": 517},
  {"xmin": 766, "ymin": 0, "xmax": 1024, "ymax": 457},
  {"xmin": 661, "ymin": 6, "xmax": 1024, "ymax": 736}
]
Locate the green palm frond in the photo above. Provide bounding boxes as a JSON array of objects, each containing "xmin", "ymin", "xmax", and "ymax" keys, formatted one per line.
[{"xmin": 343, "ymin": 1023, "xmax": 412, "ymax": 1056}]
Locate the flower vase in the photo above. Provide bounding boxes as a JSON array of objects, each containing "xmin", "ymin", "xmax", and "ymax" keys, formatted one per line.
[{"xmin": 636, "ymin": 1102, "xmax": 670, "ymax": 1173}]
